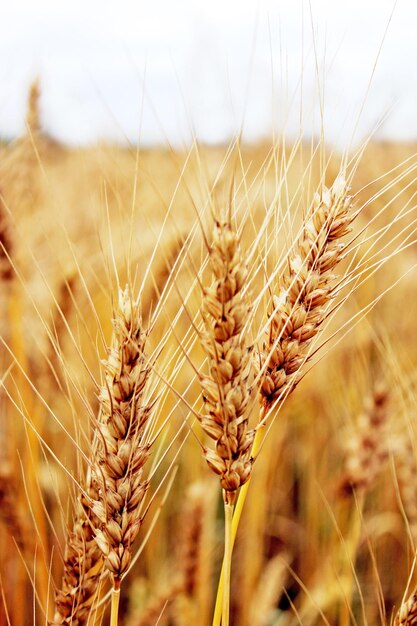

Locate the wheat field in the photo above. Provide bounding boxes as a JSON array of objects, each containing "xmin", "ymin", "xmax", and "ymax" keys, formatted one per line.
[{"xmin": 1, "ymin": 85, "xmax": 417, "ymax": 626}]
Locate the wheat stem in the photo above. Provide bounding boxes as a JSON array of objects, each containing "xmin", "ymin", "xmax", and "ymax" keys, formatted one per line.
[
  {"xmin": 222, "ymin": 501, "xmax": 234, "ymax": 626},
  {"xmin": 212, "ymin": 422, "xmax": 265, "ymax": 626},
  {"xmin": 110, "ymin": 582, "xmax": 120, "ymax": 626}
]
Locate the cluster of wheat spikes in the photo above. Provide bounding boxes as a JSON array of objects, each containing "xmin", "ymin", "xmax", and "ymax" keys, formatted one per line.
[
  {"xmin": 3, "ymin": 85, "xmax": 417, "ymax": 625},
  {"xmin": 47, "ymin": 174, "xmax": 360, "ymax": 626}
]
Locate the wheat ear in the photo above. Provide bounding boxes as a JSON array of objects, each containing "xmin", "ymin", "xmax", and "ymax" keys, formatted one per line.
[
  {"xmin": 55, "ymin": 287, "xmax": 154, "ymax": 625},
  {"xmin": 260, "ymin": 175, "xmax": 355, "ymax": 409},
  {"xmin": 198, "ymin": 215, "xmax": 254, "ymax": 501},
  {"xmin": 89, "ymin": 286, "xmax": 153, "ymax": 625}
]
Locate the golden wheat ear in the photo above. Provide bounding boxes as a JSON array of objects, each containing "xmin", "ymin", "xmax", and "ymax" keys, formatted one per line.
[
  {"xmin": 259, "ymin": 175, "xmax": 357, "ymax": 412},
  {"xmin": 89, "ymin": 286, "xmax": 153, "ymax": 583},
  {"xmin": 53, "ymin": 285, "xmax": 158, "ymax": 625},
  {"xmin": 197, "ymin": 213, "xmax": 254, "ymax": 505}
]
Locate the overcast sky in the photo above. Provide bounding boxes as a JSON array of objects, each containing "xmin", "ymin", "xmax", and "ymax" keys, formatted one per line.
[{"xmin": 0, "ymin": 0, "xmax": 416, "ymax": 147}]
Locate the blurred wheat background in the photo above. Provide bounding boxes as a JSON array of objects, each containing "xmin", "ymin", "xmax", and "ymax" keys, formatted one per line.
[{"xmin": 2, "ymin": 2, "xmax": 417, "ymax": 626}]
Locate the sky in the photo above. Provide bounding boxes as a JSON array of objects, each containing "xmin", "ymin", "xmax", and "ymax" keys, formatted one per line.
[{"xmin": 0, "ymin": 0, "xmax": 416, "ymax": 147}]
